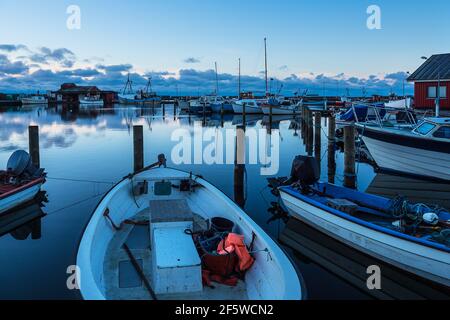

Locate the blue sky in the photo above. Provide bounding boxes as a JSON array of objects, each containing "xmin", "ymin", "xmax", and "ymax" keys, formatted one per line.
[{"xmin": 0, "ymin": 0, "xmax": 449, "ymax": 95}]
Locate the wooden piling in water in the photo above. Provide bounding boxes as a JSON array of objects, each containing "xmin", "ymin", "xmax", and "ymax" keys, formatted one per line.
[
  {"xmin": 133, "ymin": 125, "xmax": 144, "ymax": 172},
  {"xmin": 242, "ymin": 102, "xmax": 246, "ymax": 131},
  {"xmin": 328, "ymin": 115, "xmax": 336, "ymax": 142},
  {"xmin": 234, "ymin": 125, "xmax": 245, "ymax": 208},
  {"xmin": 314, "ymin": 113, "xmax": 322, "ymax": 174},
  {"xmin": 343, "ymin": 125, "xmax": 356, "ymax": 189},
  {"xmin": 28, "ymin": 125, "xmax": 40, "ymax": 167},
  {"xmin": 327, "ymin": 115, "xmax": 336, "ymax": 183},
  {"xmin": 305, "ymin": 109, "xmax": 313, "ymax": 156}
]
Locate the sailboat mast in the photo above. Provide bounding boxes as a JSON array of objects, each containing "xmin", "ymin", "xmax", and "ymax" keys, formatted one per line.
[
  {"xmin": 264, "ymin": 37, "xmax": 268, "ymax": 97},
  {"xmin": 215, "ymin": 62, "xmax": 219, "ymax": 95},
  {"xmin": 238, "ymin": 58, "xmax": 241, "ymax": 98}
]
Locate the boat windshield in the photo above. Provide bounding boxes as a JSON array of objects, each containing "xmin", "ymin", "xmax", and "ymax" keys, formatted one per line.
[
  {"xmin": 415, "ymin": 122, "xmax": 436, "ymax": 136},
  {"xmin": 433, "ymin": 126, "xmax": 450, "ymax": 139}
]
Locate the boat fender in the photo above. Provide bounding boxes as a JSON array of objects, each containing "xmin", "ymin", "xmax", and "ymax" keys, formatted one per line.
[{"xmin": 423, "ymin": 212, "xmax": 440, "ymax": 226}]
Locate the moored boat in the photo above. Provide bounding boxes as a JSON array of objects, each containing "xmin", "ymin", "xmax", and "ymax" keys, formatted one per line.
[
  {"xmin": 356, "ymin": 117, "xmax": 450, "ymax": 181},
  {"xmin": 261, "ymin": 98, "xmax": 301, "ymax": 115},
  {"xmin": 77, "ymin": 156, "xmax": 302, "ymax": 300},
  {"xmin": 21, "ymin": 95, "xmax": 48, "ymax": 105},
  {"xmin": 0, "ymin": 151, "xmax": 46, "ymax": 214},
  {"xmin": 278, "ymin": 156, "xmax": 450, "ymax": 287},
  {"xmin": 119, "ymin": 75, "xmax": 161, "ymax": 106},
  {"xmin": 79, "ymin": 94, "xmax": 104, "ymax": 106},
  {"xmin": 188, "ymin": 96, "xmax": 214, "ymax": 114},
  {"xmin": 232, "ymin": 99, "xmax": 263, "ymax": 114}
]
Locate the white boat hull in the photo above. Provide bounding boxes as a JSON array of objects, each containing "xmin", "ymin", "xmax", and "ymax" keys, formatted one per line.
[
  {"xmin": 362, "ymin": 136, "xmax": 450, "ymax": 181},
  {"xmin": 21, "ymin": 98, "xmax": 48, "ymax": 105},
  {"xmin": 261, "ymin": 105, "xmax": 300, "ymax": 115},
  {"xmin": 79, "ymin": 99, "xmax": 104, "ymax": 106},
  {"xmin": 119, "ymin": 95, "xmax": 161, "ymax": 106},
  {"xmin": 385, "ymin": 98, "xmax": 411, "ymax": 109},
  {"xmin": 0, "ymin": 183, "xmax": 43, "ymax": 214},
  {"xmin": 77, "ymin": 168, "xmax": 302, "ymax": 300},
  {"xmin": 280, "ymin": 190, "xmax": 450, "ymax": 287},
  {"xmin": 232, "ymin": 102, "xmax": 262, "ymax": 114}
]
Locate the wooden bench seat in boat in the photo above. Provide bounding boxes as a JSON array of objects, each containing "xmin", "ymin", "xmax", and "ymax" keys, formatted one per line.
[
  {"xmin": 149, "ymin": 199, "xmax": 194, "ymax": 224},
  {"xmin": 152, "ymin": 227, "xmax": 202, "ymax": 294},
  {"xmin": 149, "ymin": 199, "xmax": 194, "ymax": 242},
  {"xmin": 149, "ymin": 199, "xmax": 202, "ymax": 295}
]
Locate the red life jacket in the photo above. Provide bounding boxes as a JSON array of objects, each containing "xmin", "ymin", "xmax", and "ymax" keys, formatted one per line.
[{"xmin": 217, "ymin": 233, "xmax": 254, "ymax": 272}]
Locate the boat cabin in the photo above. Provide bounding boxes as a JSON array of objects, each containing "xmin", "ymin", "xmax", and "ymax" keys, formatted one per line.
[{"xmin": 412, "ymin": 117, "xmax": 450, "ymax": 139}]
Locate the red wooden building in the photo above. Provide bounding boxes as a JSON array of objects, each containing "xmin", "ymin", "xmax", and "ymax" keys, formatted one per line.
[{"xmin": 407, "ymin": 53, "xmax": 450, "ymax": 110}]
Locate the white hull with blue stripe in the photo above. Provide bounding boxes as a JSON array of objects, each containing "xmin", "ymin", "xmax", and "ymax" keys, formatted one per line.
[{"xmin": 279, "ymin": 184, "xmax": 450, "ymax": 287}]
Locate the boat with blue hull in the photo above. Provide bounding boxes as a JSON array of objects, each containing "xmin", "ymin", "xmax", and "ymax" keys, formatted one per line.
[{"xmin": 278, "ymin": 156, "xmax": 450, "ymax": 287}]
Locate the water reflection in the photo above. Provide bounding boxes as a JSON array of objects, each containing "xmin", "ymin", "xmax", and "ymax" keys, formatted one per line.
[
  {"xmin": 0, "ymin": 104, "xmax": 448, "ymax": 299},
  {"xmin": 366, "ymin": 173, "xmax": 450, "ymax": 210},
  {"xmin": 0, "ymin": 191, "xmax": 47, "ymax": 239},
  {"xmin": 280, "ymin": 218, "xmax": 450, "ymax": 300}
]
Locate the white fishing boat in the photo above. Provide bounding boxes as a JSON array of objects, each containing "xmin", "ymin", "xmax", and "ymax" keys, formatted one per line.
[
  {"xmin": 119, "ymin": 75, "xmax": 161, "ymax": 106},
  {"xmin": 261, "ymin": 100, "xmax": 302, "ymax": 115},
  {"xmin": 385, "ymin": 97, "xmax": 412, "ymax": 109},
  {"xmin": 278, "ymin": 156, "xmax": 450, "ymax": 287},
  {"xmin": 79, "ymin": 94, "xmax": 104, "ymax": 106},
  {"xmin": 21, "ymin": 95, "xmax": 48, "ymax": 105},
  {"xmin": 232, "ymin": 99, "xmax": 263, "ymax": 114},
  {"xmin": 356, "ymin": 117, "xmax": 450, "ymax": 181},
  {"xmin": 0, "ymin": 151, "xmax": 46, "ymax": 214},
  {"xmin": 77, "ymin": 156, "xmax": 302, "ymax": 300}
]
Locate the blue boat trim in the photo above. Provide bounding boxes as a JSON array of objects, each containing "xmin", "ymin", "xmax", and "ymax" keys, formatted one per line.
[{"xmin": 280, "ymin": 185, "xmax": 450, "ymax": 253}]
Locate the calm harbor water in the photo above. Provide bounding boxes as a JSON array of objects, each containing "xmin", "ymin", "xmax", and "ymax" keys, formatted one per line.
[{"xmin": 0, "ymin": 104, "xmax": 448, "ymax": 300}]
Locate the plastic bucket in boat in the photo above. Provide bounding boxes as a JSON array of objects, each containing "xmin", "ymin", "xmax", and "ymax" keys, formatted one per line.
[{"xmin": 211, "ymin": 217, "xmax": 234, "ymax": 233}]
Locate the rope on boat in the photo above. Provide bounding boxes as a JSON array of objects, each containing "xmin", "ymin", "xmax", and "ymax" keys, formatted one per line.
[{"xmin": 46, "ymin": 176, "xmax": 115, "ymax": 185}]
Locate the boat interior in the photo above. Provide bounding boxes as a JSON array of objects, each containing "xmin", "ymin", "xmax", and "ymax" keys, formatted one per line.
[
  {"xmin": 82, "ymin": 169, "xmax": 290, "ymax": 300},
  {"xmin": 103, "ymin": 203, "xmax": 248, "ymax": 300}
]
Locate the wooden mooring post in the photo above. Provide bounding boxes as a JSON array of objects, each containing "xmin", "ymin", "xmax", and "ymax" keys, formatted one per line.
[
  {"xmin": 314, "ymin": 112, "xmax": 322, "ymax": 174},
  {"xmin": 343, "ymin": 125, "xmax": 356, "ymax": 189},
  {"xmin": 327, "ymin": 115, "xmax": 336, "ymax": 183},
  {"xmin": 234, "ymin": 125, "xmax": 246, "ymax": 208},
  {"xmin": 28, "ymin": 125, "xmax": 40, "ymax": 167},
  {"xmin": 242, "ymin": 102, "xmax": 246, "ymax": 131},
  {"xmin": 328, "ymin": 114, "xmax": 336, "ymax": 142},
  {"xmin": 306, "ymin": 109, "xmax": 313, "ymax": 156},
  {"xmin": 133, "ymin": 125, "xmax": 144, "ymax": 172}
]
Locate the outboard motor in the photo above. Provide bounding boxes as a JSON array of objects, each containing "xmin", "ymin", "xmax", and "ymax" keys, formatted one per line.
[
  {"xmin": 289, "ymin": 155, "xmax": 320, "ymax": 193},
  {"xmin": 6, "ymin": 150, "xmax": 44, "ymax": 180}
]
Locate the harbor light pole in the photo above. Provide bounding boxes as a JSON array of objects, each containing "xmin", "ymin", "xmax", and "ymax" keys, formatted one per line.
[
  {"xmin": 215, "ymin": 62, "xmax": 219, "ymax": 96},
  {"xmin": 264, "ymin": 37, "xmax": 268, "ymax": 97},
  {"xmin": 238, "ymin": 58, "xmax": 241, "ymax": 98},
  {"xmin": 403, "ymin": 71, "xmax": 410, "ymax": 98},
  {"xmin": 421, "ymin": 56, "xmax": 440, "ymax": 117}
]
